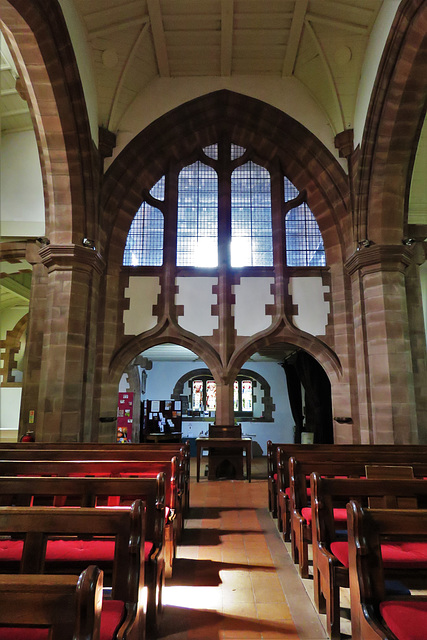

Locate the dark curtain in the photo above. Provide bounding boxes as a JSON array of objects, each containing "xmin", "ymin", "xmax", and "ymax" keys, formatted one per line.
[
  {"xmin": 294, "ymin": 351, "xmax": 333, "ymax": 444},
  {"xmin": 281, "ymin": 361, "xmax": 304, "ymax": 443}
]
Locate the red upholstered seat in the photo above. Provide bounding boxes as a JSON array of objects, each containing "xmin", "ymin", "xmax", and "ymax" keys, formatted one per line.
[
  {"xmin": 285, "ymin": 486, "xmax": 311, "ymax": 498},
  {"xmin": 331, "ymin": 540, "xmax": 427, "ymax": 569},
  {"xmin": 45, "ymin": 539, "xmax": 154, "ymax": 562},
  {"xmin": 45, "ymin": 539, "xmax": 116, "ymax": 562},
  {"xmin": 380, "ymin": 600, "xmax": 427, "ymax": 640},
  {"xmin": 0, "ymin": 538, "xmax": 154, "ymax": 564},
  {"xmin": 100, "ymin": 600, "xmax": 126, "ymax": 640},
  {"xmin": 301, "ymin": 506, "xmax": 347, "ymax": 525},
  {"xmin": 273, "ymin": 473, "xmax": 277, "ymax": 482},
  {"xmin": 0, "ymin": 600, "xmax": 125, "ymax": 640},
  {"xmin": 0, "ymin": 539, "xmax": 23, "ymax": 561}
]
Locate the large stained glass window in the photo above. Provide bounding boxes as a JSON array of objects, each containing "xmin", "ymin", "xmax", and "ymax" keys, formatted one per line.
[
  {"xmin": 284, "ymin": 177, "xmax": 326, "ymax": 267},
  {"xmin": 231, "ymin": 161, "xmax": 273, "ymax": 267},
  {"xmin": 177, "ymin": 162, "xmax": 218, "ymax": 267},
  {"xmin": 123, "ymin": 177, "xmax": 165, "ymax": 266}
]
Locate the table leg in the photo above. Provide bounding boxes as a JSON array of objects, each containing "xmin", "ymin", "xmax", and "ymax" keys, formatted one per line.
[{"xmin": 196, "ymin": 446, "xmax": 201, "ymax": 482}]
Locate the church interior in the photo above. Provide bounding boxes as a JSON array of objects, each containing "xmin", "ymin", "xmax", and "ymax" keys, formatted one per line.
[{"xmin": 1, "ymin": 1, "xmax": 427, "ymax": 638}]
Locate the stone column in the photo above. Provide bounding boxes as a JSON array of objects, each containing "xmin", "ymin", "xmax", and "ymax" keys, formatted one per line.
[
  {"xmin": 405, "ymin": 246, "xmax": 427, "ymax": 442},
  {"xmin": 214, "ymin": 378, "xmax": 235, "ymax": 426},
  {"xmin": 34, "ymin": 244, "xmax": 105, "ymax": 441},
  {"xmin": 345, "ymin": 244, "xmax": 417, "ymax": 444},
  {"xmin": 19, "ymin": 247, "xmax": 48, "ymax": 439}
]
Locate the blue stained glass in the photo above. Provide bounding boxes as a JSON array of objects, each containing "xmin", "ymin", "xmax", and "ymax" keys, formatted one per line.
[
  {"xmin": 284, "ymin": 177, "xmax": 326, "ymax": 267},
  {"xmin": 231, "ymin": 161, "xmax": 273, "ymax": 267},
  {"xmin": 177, "ymin": 162, "xmax": 218, "ymax": 267}
]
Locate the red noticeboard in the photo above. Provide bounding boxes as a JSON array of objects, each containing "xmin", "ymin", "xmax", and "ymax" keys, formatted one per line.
[{"xmin": 117, "ymin": 392, "xmax": 133, "ymax": 442}]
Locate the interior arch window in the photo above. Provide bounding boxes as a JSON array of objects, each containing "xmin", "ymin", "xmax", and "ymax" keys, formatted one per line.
[
  {"xmin": 284, "ymin": 177, "xmax": 326, "ymax": 267},
  {"xmin": 231, "ymin": 161, "xmax": 273, "ymax": 267},
  {"xmin": 123, "ymin": 177, "xmax": 165, "ymax": 266},
  {"xmin": 177, "ymin": 161, "xmax": 218, "ymax": 267}
]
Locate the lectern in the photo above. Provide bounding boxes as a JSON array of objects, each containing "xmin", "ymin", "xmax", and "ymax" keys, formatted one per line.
[{"xmin": 207, "ymin": 424, "xmax": 243, "ymax": 480}]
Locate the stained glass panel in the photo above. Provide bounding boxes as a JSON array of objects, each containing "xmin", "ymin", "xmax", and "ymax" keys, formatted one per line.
[
  {"xmin": 206, "ymin": 380, "xmax": 216, "ymax": 411},
  {"xmin": 177, "ymin": 162, "xmax": 218, "ymax": 267},
  {"xmin": 284, "ymin": 177, "xmax": 326, "ymax": 267},
  {"xmin": 231, "ymin": 162, "xmax": 273, "ymax": 267},
  {"xmin": 241, "ymin": 380, "xmax": 253, "ymax": 412},
  {"xmin": 192, "ymin": 380, "xmax": 203, "ymax": 411}
]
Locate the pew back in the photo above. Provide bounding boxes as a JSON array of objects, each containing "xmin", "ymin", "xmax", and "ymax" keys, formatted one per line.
[{"xmin": 0, "ymin": 566, "xmax": 103, "ymax": 640}]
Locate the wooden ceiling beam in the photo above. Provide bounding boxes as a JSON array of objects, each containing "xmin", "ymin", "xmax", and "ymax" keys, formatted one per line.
[
  {"xmin": 221, "ymin": 0, "xmax": 234, "ymax": 76},
  {"xmin": 282, "ymin": 0, "xmax": 308, "ymax": 77},
  {"xmin": 147, "ymin": 0, "xmax": 170, "ymax": 77},
  {"xmin": 88, "ymin": 17, "xmax": 149, "ymax": 39},
  {"xmin": 305, "ymin": 12, "xmax": 368, "ymax": 35}
]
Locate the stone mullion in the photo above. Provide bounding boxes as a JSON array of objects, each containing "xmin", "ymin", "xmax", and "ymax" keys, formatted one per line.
[
  {"xmin": 212, "ymin": 140, "xmax": 235, "ymax": 425},
  {"xmin": 270, "ymin": 166, "xmax": 291, "ymax": 319},
  {"xmin": 19, "ymin": 261, "xmax": 48, "ymax": 438},
  {"xmin": 346, "ymin": 245, "xmax": 417, "ymax": 444},
  {"xmin": 161, "ymin": 168, "xmax": 179, "ymax": 320},
  {"xmin": 217, "ymin": 140, "xmax": 235, "ymax": 368}
]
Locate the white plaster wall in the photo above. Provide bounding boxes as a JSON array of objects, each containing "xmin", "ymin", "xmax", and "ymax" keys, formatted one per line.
[
  {"xmin": 58, "ymin": 0, "xmax": 98, "ymax": 144},
  {"xmin": 233, "ymin": 277, "xmax": 274, "ymax": 336},
  {"xmin": 353, "ymin": 0, "xmax": 400, "ymax": 147},
  {"xmin": 176, "ymin": 277, "xmax": 218, "ymax": 336},
  {"xmin": 123, "ymin": 276, "xmax": 161, "ymax": 335},
  {"xmin": 107, "ymin": 76, "xmax": 342, "ymax": 169},
  {"xmin": 0, "ymin": 130, "xmax": 45, "ymax": 237},
  {"xmin": 0, "ymin": 387, "xmax": 21, "ymax": 441},
  {"xmin": 144, "ymin": 359, "xmax": 294, "ymax": 454},
  {"xmin": 289, "ymin": 277, "xmax": 330, "ymax": 336}
]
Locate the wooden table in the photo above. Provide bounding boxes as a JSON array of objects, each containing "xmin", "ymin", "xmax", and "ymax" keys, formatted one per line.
[{"xmin": 196, "ymin": 437, "xmax": 252, "ymax": 482}]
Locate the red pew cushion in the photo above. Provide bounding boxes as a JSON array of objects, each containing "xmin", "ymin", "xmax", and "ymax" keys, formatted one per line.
[
  {"xmin": 301, "ymin": 507, "xmax": 347, "ymax": 525},
  {"xmin": 0, "ymin": 600, "xmax": 125, "ymax": 640},
  {"xmin": 101, "ymin": 600, "xmax": 126, "ymax": 640},
  {"xmin": 285, "ymin": 487, "xmax": 311, "ymax": 498},
  {"xmin": 380, "ymin": 600, "xmax": 427, "ymax": 640},
  {"xmin": 0, "ymin": 538, "xmax": 154, "ymax": 564},
  {"xmin": 331, "ymin": 541, "xmax": 427, "ymax": 568},
  {"xmin": 0, "ymin": 539, "xmax": 23, "ymax": 561}
]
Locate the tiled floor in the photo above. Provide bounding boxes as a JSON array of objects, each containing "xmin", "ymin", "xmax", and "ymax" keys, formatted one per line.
[{"xmin": 157, "ymin": 459, "xmax": 328, "ymax": 640}]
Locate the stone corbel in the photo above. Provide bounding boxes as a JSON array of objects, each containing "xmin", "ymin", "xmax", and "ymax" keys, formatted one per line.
[
  {"xmin": 344, "ymin": 244, "xmax": 413, "ymax": 277},
  {"xmin": 39, "ymin": 244, "xmax": 106, "ymax": 275}
]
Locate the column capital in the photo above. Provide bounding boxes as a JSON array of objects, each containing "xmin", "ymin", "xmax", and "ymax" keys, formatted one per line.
[
  {"xmin": 345, "ymin": 244, "xmax": 413, "ymax": 277},
  {"xmin": 39, "ymin": 244, "xmax": 105, "ymax": 275}
]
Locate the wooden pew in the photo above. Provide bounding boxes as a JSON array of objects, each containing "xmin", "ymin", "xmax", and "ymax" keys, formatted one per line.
[
  {"xmin": 0, "ymin": 457, "xmax": 179, "ymax": 577},
  {"xmin": 274, "ymin": 443, "xmax": 427, "ymax": 539},
  {"xmin": 347, "ymin": 501, "xmax": 427, "ymax": 640},
  {"xmin": 311, "ymin": 475, "xmax": 427, "ymax": 640},
  {"xmin": 0, "ymin": 442, "xmax": 191, "ymax": 516},
  {"xmin": 289, "ymin": 457, "xmax": 427, "ymax": 577},
  {"xmin": 0, "ymin": 565, "xmax": 103, "ymax": 640},
  {"xmin": 0, "ymin": 502, "xmax": 146, "ymax": 639},
  {"xmin": 0, "ymin": 476, "xmax": 165, "ymax": 635}
]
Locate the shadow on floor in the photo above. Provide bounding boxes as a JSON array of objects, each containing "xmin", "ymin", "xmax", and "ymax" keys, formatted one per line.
[
  {"xmin": 158, "ymin": 604, "xmax": 299, "ymax": 639},
  {"xmin": 180, "ymin": 527, "xmax": 267, "ymax": 546},
  {"xmin": 169, "ymin": 557, "xmax": 278, "ymax": 586}
]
